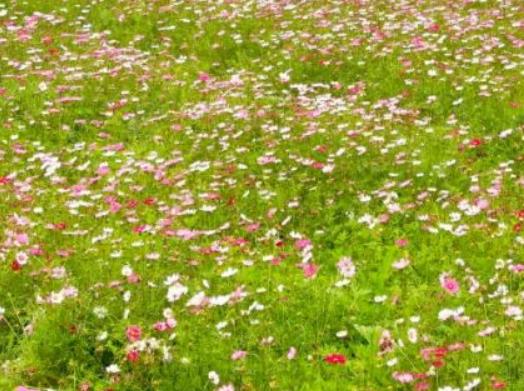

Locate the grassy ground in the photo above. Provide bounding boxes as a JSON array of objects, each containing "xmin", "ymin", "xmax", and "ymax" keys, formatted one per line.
[{"xmin": 1, "ymin": 0, "xmax": 524, "ymax": 390}]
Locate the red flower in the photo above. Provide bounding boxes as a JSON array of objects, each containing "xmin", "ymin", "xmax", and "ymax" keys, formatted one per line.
[
  {"xmin": 53, "ymin": 222, "xmax": 67, "ymax": 230},
  {"xmin": 432, "ymin": 359, "xmax": 445, "ymax": 368},
  {"xmin": 427, "ymin": 23, "xmax": 440, "ymax": 32},
  {"xmin": 133, "ymin": 225, "xmax": 146, "ymax": 234},
  {"xmin": 10, "ymin": 260, "xmax": 22, "ymax": 271},
  {"xmin": 434, "ymin": 346, "xmax": 448, "ymax": 358},
  {"xmin": 324, "ymin": 353, "xmax": 347, "ymax": 365},
  {"xmin": 143, "ymin": 197, "xmax": 156, "ymax": 206},
  {"xmin": 127, "ymin": 199, "xmax": 138, "ymax": 208},
  {"xmin": 469, "ymin": 138, "xmax": 483, "ymax": 148},
  {"xmin": 491, "ymin": 379, "xmax": 507, "ymax": 389},
  {"xmin": 127, "ymin": 349, "xmax": 140, "ymax": 363}
]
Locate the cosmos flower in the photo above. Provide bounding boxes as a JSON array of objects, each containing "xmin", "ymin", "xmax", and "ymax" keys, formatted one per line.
[
  {"xmin": 337, "ymin": 257, "xmax": 356, "ymax": 278},
  {"xmin": 126, "ymin": 325, "xmax": 142, "ymax": 342},
  {"xmin": 440, "ymin": 274, "xmax": 460, "ymax": 295},
  {"xmin": 231, "ymin": 350, "xmax": 247, "ymax": 361},
  {"xmin": 324, "ymin": 353, "xmax": 347, "ymax": 365}
]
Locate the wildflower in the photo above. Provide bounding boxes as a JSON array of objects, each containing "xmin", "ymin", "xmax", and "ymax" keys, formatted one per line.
[
  {"xmin": 337, "ymin": 257, "xmax": 356, "ymax": 278},
  {"xmin": 491, "ymin": 378, "xmax": 507, "ymax": 389},
  {"xmin": 208, "ymin": 371, "xmax": 220, "ymax": 385},
  {"xmin": 231, "ymin": 350, "xmax": 247, "ymax": 361},
  {"xmin": 294, "ymin": 239, "xmax": 312, "ymax": 251},
  {"xmin": 126, "ymin": 325, "xmax": 142, "ymax": 342},
  {"xmin": 324, "ymin": 353, "xmax": 347, "ymax": 365},
  {"xmin": 393, "ymin": 258, "xmax": 410, "ymax": 270},
  {"xmin": 395, "ymin": 238, "xmax": 409, "ymax": 247},
  {"xmin": 392, "ymin": 372, "xmax": 414, "ymax": 384},
  {"xmin": 105, "ymin": 364, "xmax": 120, "ymax": 374},
  {"xmin": 127, "ymin": 349, "xmax": 140, "ymax": 362},
  {"xmin": 440, "ymin": 274, "xmax": 460, "ymax": 295},
  {"xmin": 302, "ymin": 263, "xmax": 319, "ymax": 279}
]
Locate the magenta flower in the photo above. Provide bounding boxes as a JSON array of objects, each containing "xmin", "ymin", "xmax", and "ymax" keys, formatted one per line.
[
  {"xmin": 440, "ymin": 274, "xmax": 460, "ymax": 295},
  {"xmin": 294, "ymin": 239, "xmax": 312, "ymax": 251},
  {"xmin": 302, "ymin": 263, "xmax": 319, "ymax": 279}
]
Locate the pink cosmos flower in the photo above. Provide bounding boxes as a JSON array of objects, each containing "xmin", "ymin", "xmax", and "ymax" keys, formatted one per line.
[
  {"xmin": 198, "ymin": 72, "xmax": 210, "ymax": 82},
  {"xmin": 415, "ymin": 382, "xmax": 430, "ymax": 391},
  {"xmin": 294, "ymin": 239, "xmax": 312, "ymax": 251},
  {"xmin": 154, "ymin": 322, "xmax": 167, "ymax": 332},
  {"xmin": 29, "ymin": 247, "xmax": 43, "ymax": 256},
  {"xmin": 476, "ymin": 198, "xmax": 489, "ymax": 210},
  {"xmin": 411, "ymin": 36, "xmax": 427, "ymax": 50},
  {"xmin": 337, "ymin": 257, "xmax": 356, "ymax": 278},
  {"xmin": 392, "ymin": 258, "xmax": 410, "ymax": 270},
  {"xmin": 127, "ymin": 349, "xmax": 140, "ymax": 362},
  {"xmin": 440, "ymin": 274, "xmax": 460, "ymax": 295},
  {"xmin": 126, "ymin": 325, "xmax": 142, "ymax": 342},
  {"xmin": 392, "ymin": 372, "xmax": 415, "ymax": 384},
  {"xmin": 302, "ymin": 263, "xmax": 319, "ymax": 279},
  {"xmin": 395, "ymin": 238, "xmax": 409, "ymax": 247},
  {"xmin": 176, "ymin": 229, "xmax": 200, "ymax": 240},
  {"xmin": 257, "ymin": 155, "xmax": 277, "ymax": 165},
  {"xmin": 127, "ymin": 273, "xmax": 140, "ymax": 284},
  {"xmin": 231, "ymin": 350, "xmax": 247, "ymax": 360},
  {"xmin": 245, "ymin": 223, "xmax": 260, "ymax": 233},
  {"xmin": 96, "ymin": 164, "xmax": 110, "ymax": 176},
  {"xmin": 378, "ymin": 213, "xmax": 390, "ymax": 224},
  {"xmin": 15, "ymin": 233, "xmax": 29, "ymax": 245},
  {"xmin": 287, "ymin": 347, "xmax": 297, "ymax": 360}
]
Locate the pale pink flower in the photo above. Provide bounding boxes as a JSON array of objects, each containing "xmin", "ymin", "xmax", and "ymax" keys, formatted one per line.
[
  {"xmin": 294, "ymin": 239, "xmax": 312, "ymax": 251},
  {"xmin": 395, "ymin": 238, "xmax": 409, "ymax": 247},
  {"xmin": 96, "ymin": 164, "xmax": 110, "ymax": 176},
  {"xmin": 476, "ymin": 198, "xmax": 489, "ymax": 209},
  {"xmin": 337, "ymin": 257, "xmax": 356, "ymax": 278},
  {"xmin": 392, "ymin": 258, "xmax": 410, "ymax": 270},
  {"xmin": 15, "ymin": 233, "xmax": 29, "ymax": 245},
  {"xmin": 231, "ymin": 350, "xmax": 247, "ymax": 361},
  {"xmin": 392, "ymin": 372, "xmax": 415, "ymax": 384},
  {"xmin": 257, "ymin": 155, "xmax": 277, "ymax": 165}
]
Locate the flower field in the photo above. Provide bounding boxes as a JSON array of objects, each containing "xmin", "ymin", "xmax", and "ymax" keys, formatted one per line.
[{"xmin": 1, "ymin": 0, "xmax": 524, "ymax": 390}]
